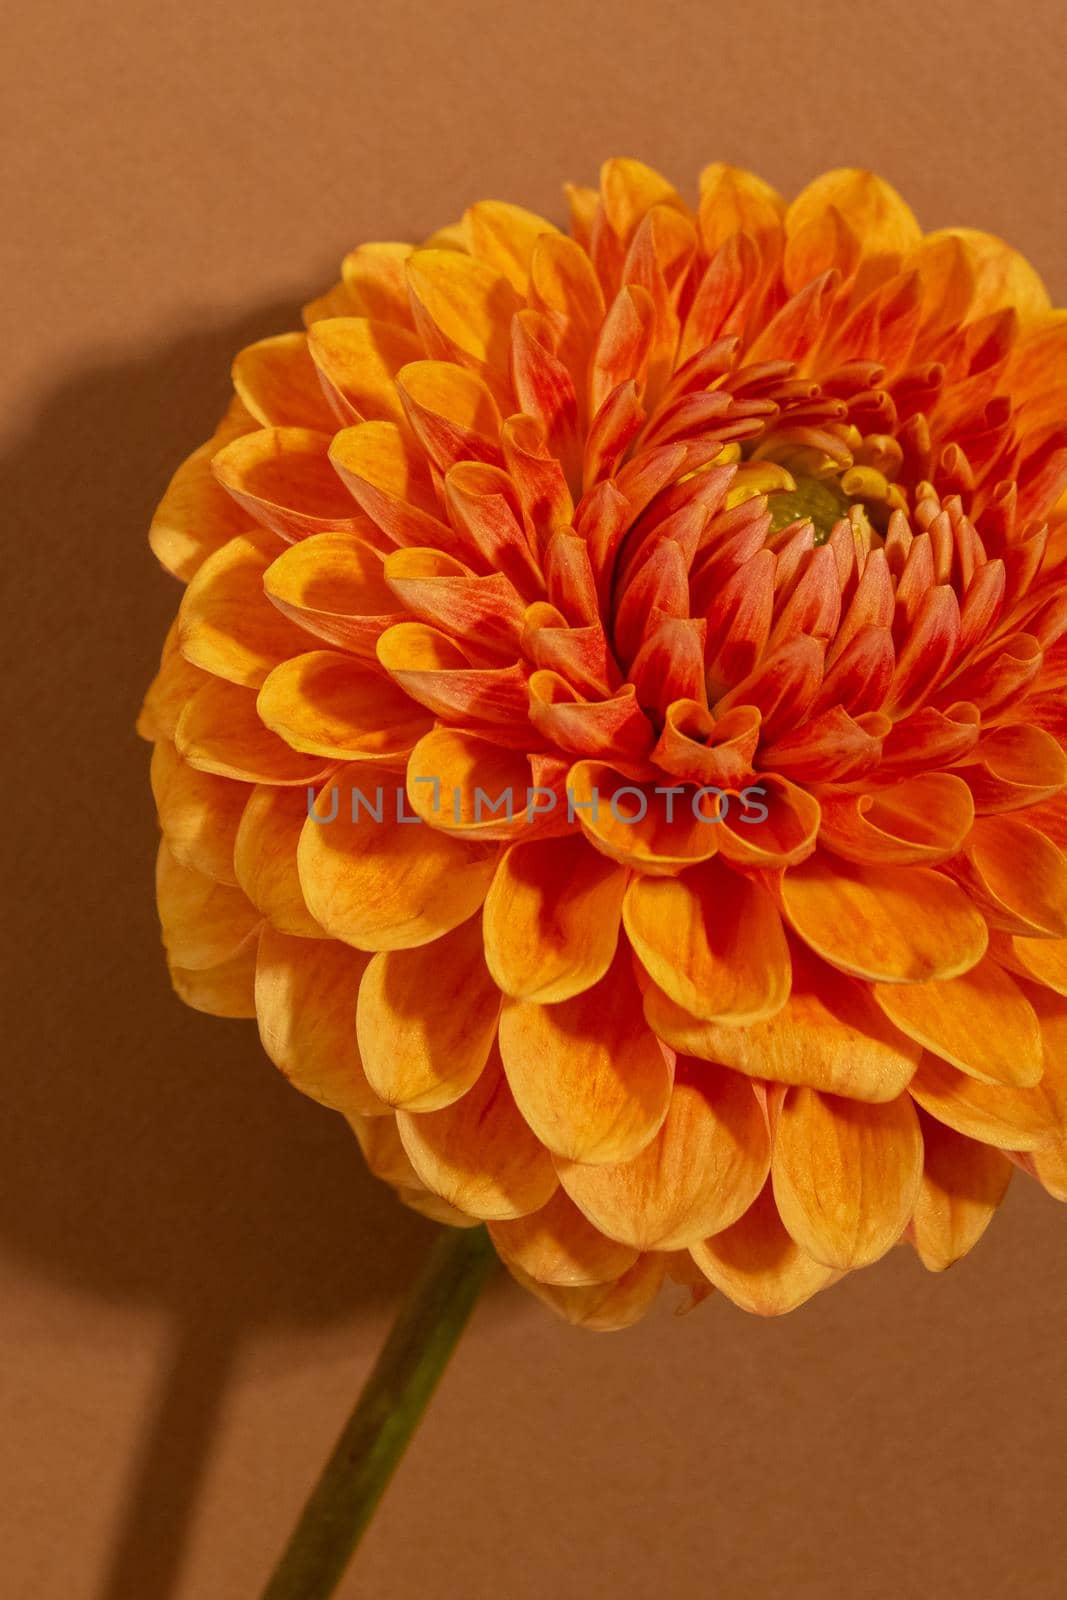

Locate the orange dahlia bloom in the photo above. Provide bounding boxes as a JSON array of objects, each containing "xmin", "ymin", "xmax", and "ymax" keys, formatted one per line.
[{"xmin": 140, "ymin": 162, "xmax": 1067, "ymax": 1328}]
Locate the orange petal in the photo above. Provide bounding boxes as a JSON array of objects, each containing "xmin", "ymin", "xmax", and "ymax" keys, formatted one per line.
[
  {"xmin": 329, "ymin": 420, "xmax": 450, "ymax": 548},
  {"xmin": 646, "ymin": 937, "xmax": 920, "ymax": 1103},
  {"xmin": 395, "ymin": 360, "xmax": 503, "ymax": 473},
  {"xmin": 169, "ymin": 940, "xmax": 258, "ymax": 1019},
  {"xmin": 257, "ymin": 651, "xmax": 432, "ymax": 760},
  {"xmin": 1009, "ymin": 934, "xmax": 1067, "ymax": 997},
  {"xmin": 138, "ymin": 620, "xmax": 213, "ymax": 741},
  {"xmin": 921, "ymin": 227, "xmax": 1050, "ymax": 323},
  {"xmin": 771, "ymin": 1087, "xmax": 924, "ymax": 1269},
  {"xmin": 497, "ymin": 945, "xmax": 673, "ymax": 1164},
  {"xmin": 690, "ymin": 1181, "xmax": 840, "ymax": 1316},
  {"xmin": 175, "ymin": 677, "xmax": 332, "ymax": 785},
  {"xmin": 378, "ymin": 622, "xmax": 530, "ymax": 730},
  {"xmin": 624, "ymin": 859, "xmax": 790, "ymax": 1023},
  {"xmin": 817, "ymin": 774, "xmax": 975, "ymax": 867},
  {"xmin": 483, "ymin": 834, "xmax": 627, "ymax": 1002},
  {"xmin": 233, "ymin": 784, "xmax": 322, "ymax": 938},
  {"xmin": 340, "ymin": 241, "xmax": 416, "ymax": 328},
  {"xmin": 150, "ymin": 740, "xmax": 247, "ymax": 886},
  {"xmin": 177, "ymin": 528, "xmax": 313, "ymax": 688},
  {"xmin": 785, "ymin": 169, "xmax": 921, "ymax": 296},
  {"xmin": 156, "ymin": 840, "xmax": 260, "ymax": 971},
  {"xmin": 565, "ymin": 760, "xmax": 721, "ymax": 875},
  {"xmin": 231, "ymin": 331, "xmax": 339, "ymax": 430},
  {"xmin": 873, "ymin": 956, "xmax": 1043, "ymax": 1088},
  {"xmin": 557, "ymin": 1061, "xmax": 769, "ymax": 1250},
  {"xmin": 505, "ymin": 1252, "xmax": 666, "ymax": 1330},
  {"xmin": 697, "ymin": 164, "xmax": 785, "ymax": 254},
  {"xmin": 462, "ymin": 200, "xmax": 559, "ymax": 293},
  {"xmin": 959, "ymin": 815, "xmax": 1067, "ymax": 938},
  {"xmin": 254, "ymin": 926, "xmax": 382, "ymax": 1116},
  {"xmin": 909, "ymin": 1052, "xmax": 1057, "ymax": 1152},
  {"xmin": 308, "ymin": 317, "xmax": 422, "ymax": 424},
  {"xmin": 781, "ymin": 857, "xmax": 988, "ymax": 982},
  {"xmin": 262, "ymin": 530, "xmax": 403, "ymax": 658},
  {"xmin": 489, "ymin": 1189, "xmax": 639, "ymax": 1286},
  {"xmin": 957, "ymin": 724, "xmax": 1067, "ymax": 814},
  {"xmin": 406, "ymin": 248, "xmax": 522, "ymax": 372},
  {"xmin": 1028, "ymin": 988, "xmax": 1067, "ymax": 1201},
  {"xmin": 297, "ymin": 765, "xmax": 497, "ymax": 951},
  {"xmin": 148, "ymin": 400, "xmax": 258, "ymax": 581},
  {"xmin": 396, "ymin": 1046, "xmax": 558, "ymax": 1220},
  {"xmin": 212, "ymin": 427, "xmax": 363, "ymax": 540},
  {"xmin": 355, "ymin": 916, "xmax": 500, "ymax": 1111},
  {"xmin": 909, "ymin": 1112, "xmax": 1012, "ymax": 1271},
  {"xmin": 404, "ymin": 727, "xmax": 543, "ymax": 841}
]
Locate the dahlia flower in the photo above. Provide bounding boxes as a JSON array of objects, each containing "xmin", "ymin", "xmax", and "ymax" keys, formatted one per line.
[{"xmin": 141, "ymin": 161, "xmax": 1067, "ymax": 1330}]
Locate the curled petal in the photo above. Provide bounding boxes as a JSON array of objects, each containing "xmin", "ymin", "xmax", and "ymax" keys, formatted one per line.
[
  {"xmin": 956, "ymin": 724, "xmax": 1067, "ymax": 814},
  {"xmin": 329, "ymin": 420, "xmax": 451, "ymax": 548},
  {"xmin": 308, "ymin": 317, "xmax": 421, "ymax": 424},
  {"xmin": 176, "ymin": 677, "xmax": 332, "ymax": 785},
  {"xmin": 566, "ymin": 761, "xmax": 721, "ymax": 875},
  {"xmin": 232, "ymin": 332, "xmax": 339, "ymax": 430},
  {"xmin": 818, "ymin": 773, "xmax": 975, "ymax": 867},
  {"xmin": 405, "ymin": 727, "xmax": 548, "ymax": 840},
  {"xmin": 378, "ymin": 622, "xmax": 530, "ymax": 730},
  {"xmin": 213, "ymin": 427, "xmax": 363, "ymax": 540},
  {"xmin": 262, "ymin": 531, "xmax": 403, "ymax": 658},
  {"xmin": 406, "ymin": 248, "xmax": 522, "ymax": 372},
  {"xmin": 957, "ymin": 815, "xmax": 1067, "ymax": 937}
]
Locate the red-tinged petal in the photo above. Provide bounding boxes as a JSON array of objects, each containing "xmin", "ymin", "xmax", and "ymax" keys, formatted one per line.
[
  {"xmin": 254, "ymin": 926, "xmax": 382, "ymax": 1116},
  {"xmin": 956, "ymin": 725, "xmax": 1067, "ymax": 813},
  {"xmin": 529, "ymin": 674, "xmax": 655, "ymax": 764},
  {"xmin": 884, "ymin": 585, "xmax": 961, "ymax": 717},
  {"xmin": 498, "ymin": 945, "xmax": 673, "ymax": 1165},
  {"xmin": 599, "ymin": 157, "xmax": 685, "ymax": 246},
  {"xmin": 383, "ymin": 545, "xmax": 525, "ymax": 652},
  {"xmin": 396, "ymin": 1046, "xmax": 558, "ymax": 1221},
  {"xmin": 589, "ymin": 284, "xmax": 655, "ymax": 416},
  {"xmin": 443, "ymin": 460, "xmax": 545, "ymax": 594},
  {"xmin": 406, "ymin": 247, "xmax": 522, "ymax": 372},
  {"xmin": 529, "ymin": 232, "xmax": 606, "ymax": 373},
  {"xmin": 307, "ymin": 317, "xmax": 422, "ymax": 424},
  {"xmin": 715, "ymin": 636, "xmax": 825, "ymax": 744},
  {"xmin": 771, "ymin": 1087, "xmax": 924, "ymax": 1269},
  {"xmin": 878, "ymin": 701, "xmax": 981, "ymax": 778},
  {"xmin": 150, "ymin": 741, "xmax": 247, "ymax": 886},
  {"xmin": 234, "ymin": 784, "xmax": 323, "ymax": 938},
  {"xmin": 509, "ymin": 310, "xmax": 583, "ymax": 483},
  {"xmin": 909, "ymin": 1112, "xmax": 1012, "ymax": 1271},
  {"xmin": 582, "ymin": 379, "xmax": 644, "ymax": 489},
  {"xmin": 783, "ymin": 206, "xmax": 860, "ymax": 297},
  {"xmin": 212, "ymin": 427, "xmax": 363, "ymax": 540},
  {"xmin": 558, "ymin": 1060, "xmax": 770, "ymax": 1250},
  {"xmin": 873, "ymin": 956, "xmax": 1042, "ymax": 1088},
  {"xmin": 646, "ymin": 935, "xmax": 920, "ymax": 1103},
  {"xmin": 257, "ymin": 651, "xmax": 432, "ymax": 760},
  {"xmin": 566, "ymin": 760, "xmax": 723, "ymax": 875},
  {"xmin": 462, "ymin": 200, "xmax": 559, "ymax": 293},
  {"xmin": 715, "ymin": 774, "xmax": 821, "ymax": 871},
  {"xmin": 355, "ymin": 915, "xmax": 500, "ymax": 1111},
  {"xmin": 818, "ymin": 773, "xmax": 975, "ymax": 867},
  {"xmin": 156, "ymin": 840, "xmax": 260, "ymax": 972},
  {"xmin": 761, "ymin": 706, "xmax": 887, "ymax": 784},
  {"xmin": 652, "ymin": 702, "xmax": 760, "ymax": 788},
  {"xmin": 378, "ymin": 622, "xmax": 530, "ymax": 731},
  {"xmin": 909, "ymin": 1051, "xmax": 1060, "ymax": 1153},
  {"xmin": 630, "ymin": 618, "xmax": 707, "ymax": 721},
  {"xmin": 170, "ymin": 940, "xmax": 259, "ymax": 1019},
  {"xmin": 484, "ymin": 834, "xmax": 627, "ymax": 1002},
  {"xmin": 501, "ymin": 415, "xmax": 576, "ymax": 550},
  {"xmin": 625, "ymin": 859, "xmax": 790, "ymax": 1024},
  {"xmin": 297, "ymin": 767, "xmax": 497, "ymax": 951},
  {"xmin": 690, "ymin": 1180, "xmax": 840, "ymax": 1316},
  {"xmin": 489, "ymin": 1189, "xmax": 639, "ymax": 1286},
  {"xmin": 613, "ymin": 539, "xmax": 691, "ymax": 664},
  {"xmin": 177, "ymin": 528, "xmax": 316, "ymax": 688},
  {"xmin": 782, "ymin": 856, "xmax": 988, "ymax": 982},
  {"xmin": 405, "ymin": 727, "xmax": 549, "ymax": 841},
  {"xmin": 396, "ymin": 359, "xmax": 503, "ymax": 473},
  {"xmin": 232, "ymin": 332, "xmax": 339, "ymax": 430},
  {"xmin": 956, "ymin": 815, "xmax": 1067, "ymax": 938},
  {"xmin": 329, "ymin": 420, "xmax": 452, "ymax": 548},
  {"xmin": 149, "ymin": 402, "xmax": 259, "ymax": 582},
  {"xmin": 176, "ymin": 677, "xmax": 332, "ymax": 785},
  {"xmin": 521, "ymin": 605, "xmax": 619, "ymax": 698},
  {"xmin": 262, "ymin": 531, "xmax": 404, "ymax": 658},
  {"xmin": 506, "ymin": 1252, "xmax": 666, "ymax": 1330}
]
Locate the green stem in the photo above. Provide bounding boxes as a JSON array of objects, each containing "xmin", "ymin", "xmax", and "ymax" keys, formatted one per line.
[{"xmin": 261, "ymin": 1224, "xmax": 499, "ymax": 1600}]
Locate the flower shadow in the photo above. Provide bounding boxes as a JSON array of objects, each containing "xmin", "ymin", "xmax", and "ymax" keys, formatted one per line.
[{"xmin": 1, "ymin": 304, "xmax": 453, "ymax": 1598}]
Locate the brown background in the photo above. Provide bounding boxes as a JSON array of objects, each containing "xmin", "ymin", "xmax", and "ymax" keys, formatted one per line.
[{"xmin": 4, "ymin": 1, "xmax": 1067, "ymax": 1595}]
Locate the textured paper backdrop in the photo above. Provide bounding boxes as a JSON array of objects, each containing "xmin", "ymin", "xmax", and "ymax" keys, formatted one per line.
[{"xmin": 4, "ymin": 1, "xmax": 1067, "ymax": 1595}]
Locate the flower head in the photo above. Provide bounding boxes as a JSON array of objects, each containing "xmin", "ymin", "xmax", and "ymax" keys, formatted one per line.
[{"xmin": 141, "ymin": 162, "xmax": 1067, "ymax": 1326}]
